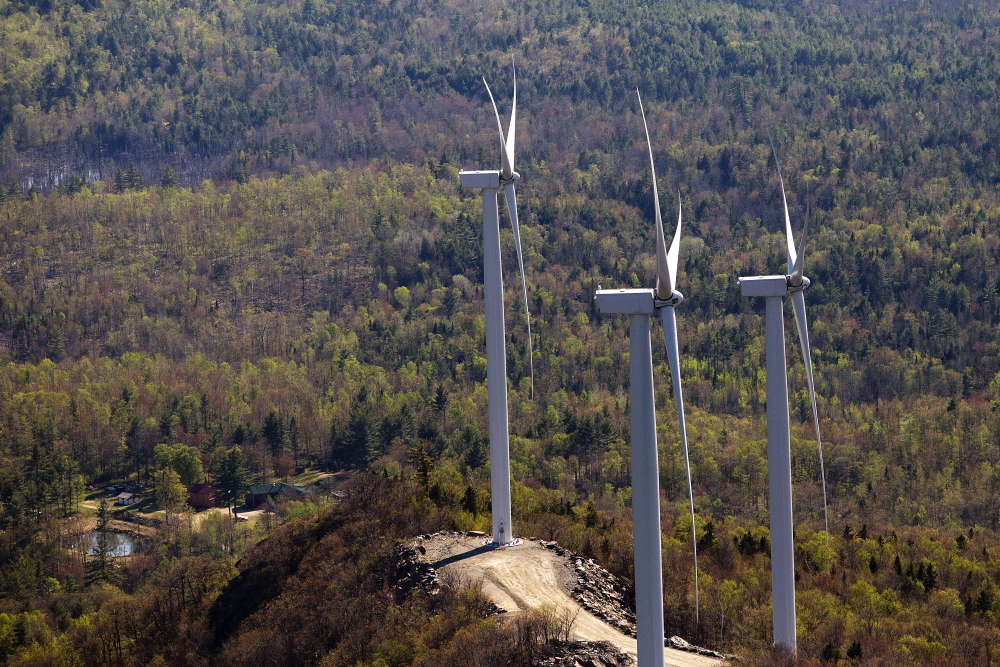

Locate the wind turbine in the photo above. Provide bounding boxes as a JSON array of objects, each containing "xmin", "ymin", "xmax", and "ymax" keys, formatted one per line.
[
  {"xmin": 594, "ymin": 90, "xmax": 699, "ymax": 666},
  {"xmin": 736, "ymin": 142, "xmax": 827, "ymax": 655},
  {"xmin": 773, "ymin": 139, "xmax": 829, "ymax": 543},
  {"xmin": 458, "ymin": 63, "xmax": 532, "ymax": 547}
]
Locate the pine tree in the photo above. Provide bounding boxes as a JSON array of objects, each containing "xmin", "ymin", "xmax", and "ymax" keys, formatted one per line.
[
  {"xmin": 159, "ymin": 164, "xmax": 179, "ymax": 188},
  {"xmin": 462, "ymin": 485, "xmax": 478, "ymax": 517},
  {"xmin": 407, "ymin": 439, "xmax": 436, "ymax": 492},
  {"xmin": 113, "ymin": 166, "xmax": 127, "ymax": 193},
  {"xmin": 846, "ymin": 641, "xmax": 862, "ymax": 660},
  {"xmin": 216, "ymin": 446, "xmax": 250, "ymax": 516},
  {"xmin": 125, "ymin": 163, "xmax": 143, "ymax": 189},
  {"xmin": 923, "ymin": 562, "xmax": 937, "ymax": 593},
  {"xmin": 263, "ymin": 410, "xmax": 288, "ymax": 456},
  {"xmin": 699, "ymin": 521, "xmax": 717, "ymax": 549},
  {"xmin": 94, "ymin": 498, "xmax": 112, "ymax": 580},
  {"xmin": 334, "ymin": 387, "xmax": 377, "ymax": 469},
  {"xmin": 821, "ymin": 643, "xmax": 841, "ymax": 662}
]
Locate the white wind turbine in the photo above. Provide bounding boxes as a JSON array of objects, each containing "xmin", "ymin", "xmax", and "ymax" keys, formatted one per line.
[
  {"xmin": 737, "ymin": 142, "xmax": 828, "ymax": 655},
  {"xmin": 458, "ymin": 63, "xmax": 533, "ymax": 547},
  {"xmin": 594, "ymin": 91, "xmax": 699, "ymax": 666}
]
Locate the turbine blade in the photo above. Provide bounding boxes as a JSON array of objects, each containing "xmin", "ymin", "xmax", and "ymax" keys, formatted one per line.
[
  {"xmin": 505, "ymin": 181, "xmax": 533, "ymax": 400},
  {"xmin": 792, "ymin": 289, "xmax": 829, "ymax": 540},
  {"xmin": 660, "ymin": 305, "xmax": 699, "ymax": 626},
  {"xmin": 790, "ymin": 214, "xmax": 809, "ymax": 286},
  {"xmin": 484, "ymin": 78, "xmax": 512, "ymax": 179},
  {"xmin": 505, "ymin": 59, "xmax": 517, "ymax": 174},
  {"xmin": 637, "ymin": 90, "xmax": 671, "ymax": 300},
  {"xmin": 768, "ymin": 134, "xmax": 797, "ymax": 273},
  {"xmin": 667, "ymin": 195, "xmax": 682, "ymax": 295}
]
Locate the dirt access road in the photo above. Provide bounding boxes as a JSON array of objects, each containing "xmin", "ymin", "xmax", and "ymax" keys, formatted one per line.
[{"xmin": 414, "ymin": 534, "xmax": 724, "ymax": 667}]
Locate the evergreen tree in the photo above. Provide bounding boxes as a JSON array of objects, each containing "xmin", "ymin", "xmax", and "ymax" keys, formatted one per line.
[
  {"xmin": 406, "ymin": 439, "xmax": 436, "ymax": 492},
  {"xmin": 462, "ymin": 485, "xmax": 478, "ymax": 517},
  {"xmin": 216, "ymin": 446, "xmax": 249, "ymax": 516},
  {"xmin": 434, "ymin": 384, "xmax": 447, "ymax": 414},
  {"xmin": 124, "ymin": 163, "xmax": 143, "ymax": 190},
  {"xmin": 159, "ymin": 164, "xmax": 179, "ymax": 188},
  {"xmin": 333, "ymin": 387, "xmax": 377, "ymax": 469},
  {"xmin": 821, "ymin": 643, "xmax": 841, "ymax": 662},
  {"xmin": 94, "ymin": 498, "xmax": 112, "ymax": 580},
  {"xmin": 113, "ymin": 166, "xmax": 126, "ymax": 193},
  {"xmin": 846, "ymin": 641, "xmax": 862, "ymax": 660},
  {"xmin": 263, "ymin": 410, "xmax": 288, "ymax": 457}
]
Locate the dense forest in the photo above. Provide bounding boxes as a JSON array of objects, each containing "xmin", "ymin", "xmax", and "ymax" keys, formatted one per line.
[{"xmin": 2, "ymin": 0, "xmax": 1000, "ymax": 664}]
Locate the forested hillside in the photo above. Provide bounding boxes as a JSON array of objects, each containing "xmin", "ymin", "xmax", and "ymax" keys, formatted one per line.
[{"xmin": 2, "ymin": 0, "xmax": 1000, "ymax": 664}]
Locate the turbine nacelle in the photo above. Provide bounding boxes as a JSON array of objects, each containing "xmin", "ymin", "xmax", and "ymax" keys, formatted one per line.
[
  {"xmin": 593, "ymin": 288, "xmax": 684, "ymax": 313},
  {"xmin": 594, "ymin": 288, "xmax": 656, "ymax": 315},
  {"xmin": 738, "ymin": 275, "xmax": 811, "ymax": 297},
  {"xmin": 787, "ymin": 275, "xmax": 811, "ymax": 292},
  {"xmin": 458, "ymin": 170, "xmax": 520, "ymax": 190},
  {"xmin": 459, "ymin": 170, "xmax": 501, "ymax": 190},
  {"xmin": 655, "ymin": 290, "xmax": 684, "ymax": 308}
]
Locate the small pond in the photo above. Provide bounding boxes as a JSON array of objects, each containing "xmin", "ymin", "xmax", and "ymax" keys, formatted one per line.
[{"xmin": 76, "ymin": 532, "xmax": 138, "ymax": 557}]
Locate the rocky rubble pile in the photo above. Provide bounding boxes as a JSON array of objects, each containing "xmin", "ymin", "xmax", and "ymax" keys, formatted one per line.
[
  {"xmin": 536, "ymin": 640, "xmax": 633, "ymax": 667},
  {"xmin": 540, "ymin": 541, "xmax": 731, "ymax": 661},
  {"xmin": 540, "ymin": 541, "xmax": 637, "ymax": 638},
  {"xmin": 393, "ymin": 531, "xmax": 500, "ymax": 607},
  {"xmin": 398, "ymin": 532, "xmax": 729, "ymax": 664},
  {"xmin": 667, "ymin": 636, "xmax": 733, "ymax": 661},
  {"xmin": 393, "ymin": 539, "xmax": 442, "ymax": 598}
]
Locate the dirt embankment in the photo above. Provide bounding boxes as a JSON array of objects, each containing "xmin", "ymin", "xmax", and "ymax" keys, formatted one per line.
[{"xmin": 400, "ymin": 532, "xmax": 729, "ymax": 667}]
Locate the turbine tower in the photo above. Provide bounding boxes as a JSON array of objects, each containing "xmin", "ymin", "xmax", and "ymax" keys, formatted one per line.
[
  {"xmin": 737, "ymin": 144, "xmax": 826, "ymax": 655},
  {"xmin": 458, "ymin": 63, "xmax": 532, "ymax": 547},
  {"xmin": 594, "ymin": 91, "xmax": 699, "ymax": 666}
]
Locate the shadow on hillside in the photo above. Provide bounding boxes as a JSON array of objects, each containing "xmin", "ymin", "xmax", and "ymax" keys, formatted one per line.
[{"xmin": 431, "ymin": 543, "xmax": 496, "ymax": 569}]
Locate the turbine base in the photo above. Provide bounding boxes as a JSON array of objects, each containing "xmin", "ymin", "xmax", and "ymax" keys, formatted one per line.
[{"xmin": 483, "ymin": 538, "xmax": 523, "ymax": 548}]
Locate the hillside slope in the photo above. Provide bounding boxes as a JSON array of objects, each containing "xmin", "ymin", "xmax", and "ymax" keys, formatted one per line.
[{"xmin": 410, "ymin": 533, "xmax": 724, "ymax": 667}]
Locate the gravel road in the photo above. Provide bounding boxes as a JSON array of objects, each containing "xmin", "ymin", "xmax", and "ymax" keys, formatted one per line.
[{"xmin": 414, "ymin": 534, "xmax": 724, "ymax": 667}]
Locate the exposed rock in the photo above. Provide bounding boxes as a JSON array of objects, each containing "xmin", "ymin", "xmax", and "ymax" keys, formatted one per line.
[
  {"xmin": 667, "ymin": 635, "xmax": 734, "ymax": 660},
  {"xmin": 392, "ymin": 541, "xmax": 443, "ymax": 599},
  {"xmin": 540, "ymin": 541, "xmax": 637, "ymax": 638},
  {"xmin": 392, "ymin": 532, "xmax": 503, "ymax": 614},
  {"xmin": 535, "ymin": 640, "xmax": 633, "ymax": 666},
  {"xmin": 400, "ymin": 532, "xmax": 729, "ymax": 664}
]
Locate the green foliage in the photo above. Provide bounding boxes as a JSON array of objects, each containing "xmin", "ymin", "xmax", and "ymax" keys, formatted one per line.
[
  {"xmin": 215, "ymin": 446, "xmax": 249, "ymax": 512},
  {"xmin": 846, "ymin": 640, "xmax": 862, "ymax": 660},
  {"xmin": 153, "ymin": 466, "xmax": 187, "ymax": 513},
  {"xmin": 159, "ymin": 165, "xmax": 179, "ymax": 189},
  {"xmin": 799, "ymin": 529, "xmax": 835, "ymax": 573},
  {"xmin": 0, "ymin": 0, "xmax": 999, "ymax": 664},
  {"xmin": 93, "ymin": 498, "xmax": 112, "ymax": 580},
  {"xmin": 335, "ymin": 387, "xmax": 380, "ymax": 470},
  {"xmin": 208, "ymin": 474, "xmax": 548, "ymax": 667},
  {"xmin": 153, "ymin": 443, "xmax": 204, "ymax": 484}
]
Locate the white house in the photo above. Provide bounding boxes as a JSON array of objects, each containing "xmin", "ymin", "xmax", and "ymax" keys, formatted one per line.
[{"xmin": 115, "ymin": 492, "xmax": 139, "ymax": 505}]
